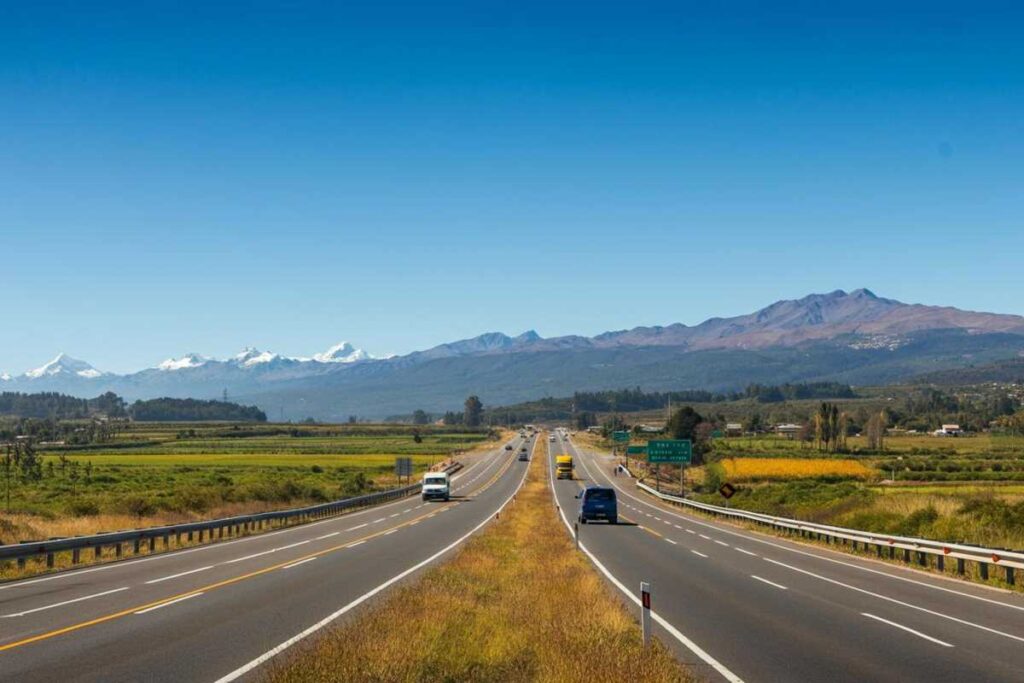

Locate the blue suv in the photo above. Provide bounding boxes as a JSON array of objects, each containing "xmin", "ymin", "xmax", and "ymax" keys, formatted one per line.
[{"xmin": 577, "ymin": 486, "xmax": 617, "ymax": 524}]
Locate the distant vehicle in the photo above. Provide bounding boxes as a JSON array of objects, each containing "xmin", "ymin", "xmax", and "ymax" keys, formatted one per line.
[
  {"xmin": 549, "ymin": 435, "xmax": 556, "ymax": 442},
  {"xmin": 421, "ymin": 472, "xmax": 450, "ymax": 502},
  {"xmin": 518, "ymin": 449, "xmax": 529, "ymax": 462},
  {"xmin": 555, "ymin": 454, "xmax": 573, "ymax": 479},
  {"xmin": 577, "ymin": 486, "xmax": 617, "ymax": 524},
  {"xmin": 505, "ymin": 444, "xmax": 513, "ymax": 450}
]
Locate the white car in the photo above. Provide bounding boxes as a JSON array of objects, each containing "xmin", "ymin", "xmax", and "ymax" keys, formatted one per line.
[{"xmin": 421, "ymin": 472, "xmax": 451, "ymax": 502}]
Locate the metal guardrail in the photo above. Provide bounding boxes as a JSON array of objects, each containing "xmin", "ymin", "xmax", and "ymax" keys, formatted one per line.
[
  {"xmin": 637, "ymin": 481, "xmax": 1024, "ymax": 585},
  {"xmin": 0, "ymin": 461, "xmax": 464, "ymax": 572}
]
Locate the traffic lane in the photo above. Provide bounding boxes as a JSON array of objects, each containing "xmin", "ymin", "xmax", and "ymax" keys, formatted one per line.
[
  {"xmin": 2, "ymin": 443, "xmax": 530, "ymax": 683},
  {"xmin": 0, "ymin": 441, "xmax": 520, "ymax": 652},
  {"xmin": 573, "ymin": 442, "xmax": 1024, "ymax": 640},
  {"xmin": 0, "ymin": 436, "xmax": 514, "ymax": 613},
  {"xmin": 547, "ymin": 447, "xmax": 1007, "ymax": 683}
]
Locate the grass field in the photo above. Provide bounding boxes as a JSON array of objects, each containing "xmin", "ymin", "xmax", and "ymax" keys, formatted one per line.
[
  {"xmin": 0, "ymin": 423, "xmax": 501, "ymax": 545},
  {"xmin": 264, "ymin": 435, "xmax": 691, "ymax": 683}
]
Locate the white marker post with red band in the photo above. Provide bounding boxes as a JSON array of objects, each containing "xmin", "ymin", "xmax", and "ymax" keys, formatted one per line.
[{"xmin": 640, "ymin": 581, "xmax": 652, "ymax": 647}]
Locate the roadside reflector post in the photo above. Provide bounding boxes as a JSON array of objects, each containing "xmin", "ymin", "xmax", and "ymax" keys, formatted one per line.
[
  {"xmin": 574, "ymin": 521, "xmax": 579, "ymax": 550},
  {"xmin": 640, "ymin": 581, "xmax": 652, "ymax": 647}
]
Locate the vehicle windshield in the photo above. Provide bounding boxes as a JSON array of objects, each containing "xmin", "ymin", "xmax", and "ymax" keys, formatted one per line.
[
  {"xmin": 424, "ymin": 477, "xmax": 447, "ymax": 486},
  {"xmin": 585, "ymin": 489, "xmax": 615, "ymax": 502}
]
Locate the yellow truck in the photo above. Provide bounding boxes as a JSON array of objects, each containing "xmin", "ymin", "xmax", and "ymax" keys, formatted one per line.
[{"xmin": 555, "ymin": 454, "xmax": 573, "ymax": 479}]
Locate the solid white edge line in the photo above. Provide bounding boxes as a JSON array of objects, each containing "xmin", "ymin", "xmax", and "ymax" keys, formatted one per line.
[
  {"xmin": 212, "ymin": 444, "xmax": 531, "ymax": 683},
  {"xmin": 134, "ymin": 592, "xmax": 204, "ymax": 615},
  {"xmin": 861, "ymin": 612, "xmax": 953, "ymax": 647},
  {"xmin": 3, "ymin": 586, "xmax": 131, "ymax": 618},
  {"xmin": 750, "ymin": 575, "xmax": 788, "ymax": 591},
  {"xmin": 547, "ymin": 443, "xmax": 742, "ymax": 683},
  {"xmin": 145, "ymin": 565, "xmax": 215, "ymax": 584}
]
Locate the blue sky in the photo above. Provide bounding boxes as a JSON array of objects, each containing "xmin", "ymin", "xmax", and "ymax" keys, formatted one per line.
[{"xmin": 2, "ymin": 2, "xmax": 1022, "ymax": 373}]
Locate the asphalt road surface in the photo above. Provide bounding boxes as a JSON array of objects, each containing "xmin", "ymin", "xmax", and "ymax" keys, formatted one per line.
[
  {"xmin": 547, "ymin": 430, "xmax": 1024, "ymax": 683},
  {"xmin": 0, "ymin": 434, "xmax": 533, "ymax": 682}
]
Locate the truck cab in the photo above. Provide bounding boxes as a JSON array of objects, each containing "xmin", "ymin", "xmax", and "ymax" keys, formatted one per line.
[
  {"xmin": 555, "ymin": 454, "xmax": 573, "ymax": 479},
  {"xmin": 421, "ymin": 472, "xmax": 451, "ymax": 502}
]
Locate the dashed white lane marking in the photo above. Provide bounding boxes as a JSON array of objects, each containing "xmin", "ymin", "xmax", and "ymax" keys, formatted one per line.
[
  {"xmin": 714, "ymin": 540, "xmax": 729, "ymax": 547},
  {"xmin": 145, "ymin": 566, "xmax": 214, "ymax": 584},
  {"xmin": 686, "ymin": 529, "xmax": 696, "ymax": 534},
  {"xmin": 346, "ymin": 523, "xmax": 368, "ymax": 531},
  {"xmin": 751, "ymin": 575, "xmax": 788, "ymax": 591},
  {"xmin": 666, "ymin": 539, "xmax": 678, "ymax": 545},
  {"xmin": 316, "ymin": 532, "xmax": 340, "ymax": 540},
  {"xmin": 862, "ymin": 613, "xmax": 953, "ymax": 647},
  {"xmin": 2, "ymin": 586, "xmax": 131, "ymax": 618},
  {"xmin": 674, "ymin": 524, "xmax": 683, "ymax": 529},
  {"xmin": 282, "ymin": 557, "xmax": 317, "ymax": 570},
  {"xmin": 699, "ymin": 534, "xmax": 711, "ymax": 540},
  {"xmin": 389, "ymin": 513, "xmax": 399, "ymax": 518},
  {"xmin": 225, "ymin": 549, "xmax": 276, "ymax": 564},
  {"xmin": 691, "ymin": 550, "xmax": 709, "ymax": 558},
  {"xmin": 347, "ymin": 540, "xmax": 366, "ymax": 548},
  {"xmin": 735, "ymin": 548, "xmax": 758, "ymax": 557},
  {"xmin": 372, "ymin": 518, "xmax": 387, "ymax": 524},
  {"xmin": 403, "ymin": 509, "xmax": 413, "ymax": 513},
  {"xmin": 276, "ymin": 540, "xmax": 310, "ymax": 551},
  {"xmin": 134, "ymin": 592, "xmax": 204, "ymax": 615},
  {"xmin": 765, "ymin": 558, "xmax": 1024, "ymax": 644}
]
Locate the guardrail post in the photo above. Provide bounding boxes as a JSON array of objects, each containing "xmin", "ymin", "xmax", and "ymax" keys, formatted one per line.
[
  {"xmin": 980, "ymin": 562, "xmax": 989, "ymax": 581},
  {"xmin": 94, "ymin": 545, "xmax": 101, "ymax": 559},
  {"xmin": 1006, "ymin": 567, "xmax": 1015, "ymax": 586},
  {"xmin": 133, "ymin": 539, "xmax": 141, "ymax": 554},
  {"xmin": 163, "ymin": 533, "xmax": 170, "ymax": 548},
  {"xmin": 956, "ymin": 558, "xmax": 965, "ymax": 575},
  {"xmin": 917, "ymin": 551, "xmax": 926, "ymax": 567},
  {"xmin": 187, "ymin": 530, "xmax": 193, "ymax": 542},
  {"xmin": 937, "ymin": 555, "xmax": 944, "ymax": 572},
  {"xmin": 149, "ymin": 537, "xmax": 156, "ymax": 552},
  {"xmin": 17, "ymin": 557, "xmax": 25, "ymax": 569},
  {"xmin": 903, "ymin": 548, "xmax": 911, "ymax": 563},
  {"xmin": 115, "ymin": 543, "xmax": 123, "ymax": 558},
  {"xmin": 72, "ymin": 548, "xmax": 80, "ymax": 564},
  {"xmin": 46, "ymin": 552, "xmax": 54, "ymax": 568}
]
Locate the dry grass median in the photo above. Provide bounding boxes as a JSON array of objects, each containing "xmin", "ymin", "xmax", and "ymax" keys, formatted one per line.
[{"xmin": 264, "ymin": 435, "xmax": 692, "ymax": 682}]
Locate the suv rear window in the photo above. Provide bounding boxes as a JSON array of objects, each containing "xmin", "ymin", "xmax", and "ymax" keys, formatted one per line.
[{"xmin": 585, "ymin": 489, "xmax": 615, "ymax": 502}]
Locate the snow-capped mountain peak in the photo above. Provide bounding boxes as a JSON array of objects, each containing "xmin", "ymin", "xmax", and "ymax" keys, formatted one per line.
[
  {"xmin": 157, "ymin": 353, "xmax": 210, "ymax": 371},
  {"xmin": 24, "ymin": 353, "xmax": 105, "ymax": 379},
  {"xmin": 312, "ymin": 341, "xmax": 370, "ymax": 364},
  {"xmin": 0, "ymin": 372, "xmax": 10, "ymax": 382},
  {"xmin": 233, "ymin": 347, "xmax": 280, "ymax": 367}
]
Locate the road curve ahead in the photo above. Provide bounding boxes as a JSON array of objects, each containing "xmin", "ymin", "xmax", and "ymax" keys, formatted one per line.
[
  {"xmin": 0, "ymin": 435, "xmax": 532, "ymax": 682},
  {"xmin": 547, "ymin": 431, "xmax": 1024, "ymax": 683}
]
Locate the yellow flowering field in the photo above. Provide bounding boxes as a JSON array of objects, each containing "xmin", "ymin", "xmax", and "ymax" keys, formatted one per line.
[{"xmin": 720, "ymin": 457, "xmax": 874, "ymax": 481}]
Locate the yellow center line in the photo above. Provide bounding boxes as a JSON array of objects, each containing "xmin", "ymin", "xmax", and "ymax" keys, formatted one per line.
[{"xmin": 0, "ymin": 449, "xmax": 519, "ymax": 655}]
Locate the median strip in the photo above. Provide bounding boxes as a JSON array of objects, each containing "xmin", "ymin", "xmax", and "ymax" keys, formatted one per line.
[{"xmin": 260, "ymin": 434, "xmax": 692, "ymax": 683}]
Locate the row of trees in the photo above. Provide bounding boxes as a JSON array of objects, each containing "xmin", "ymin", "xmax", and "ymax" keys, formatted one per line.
[{"xmin": 1, "ymin": 440, "xmax": 96, "ymax": 511}]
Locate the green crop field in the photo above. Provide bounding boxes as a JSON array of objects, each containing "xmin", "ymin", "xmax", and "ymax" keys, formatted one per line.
[{"xmin": 0, "ymin": 423, "xmax": 499, "ymax": 545}]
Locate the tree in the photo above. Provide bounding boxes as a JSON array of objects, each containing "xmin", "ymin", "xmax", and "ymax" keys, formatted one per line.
[
  {"xmin": 667, "ymin": 406, "xmax": 704, "ymax": 442},
  {"xmin": 866, "ymin": 410, "xmax": 888, "ymax": 452},
  {"xmin": 442, "ymin": 411, "xmax": 461, "ymax": 426},
  {"xmin": 412, "ymin": 409, "xmax": 430, "ymax": 425},
  {"xmin": 464, "ymin": 396, "xmax": 483, "ymax": 428}
]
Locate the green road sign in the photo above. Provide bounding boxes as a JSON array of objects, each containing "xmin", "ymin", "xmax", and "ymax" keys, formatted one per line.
[
  {"xmin": 626, "ymin": 445, "xmax": 646, "ymax": 455},
  {"xmin": 647, "ymin": 439, "xmax": 692, "ymax": 464},
  {"xmin": 612, "ymin": 431, "xmax": 631, "ymax": 443}
]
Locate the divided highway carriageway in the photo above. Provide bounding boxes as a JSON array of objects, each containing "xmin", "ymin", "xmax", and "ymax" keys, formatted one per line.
[
  {"xmin": 547, "ymin": 431, "xmax": 1024, "ymax": 683},
  {"xmin": 0, "ymin": 435, "xmax": 533, "ymax": 682}
]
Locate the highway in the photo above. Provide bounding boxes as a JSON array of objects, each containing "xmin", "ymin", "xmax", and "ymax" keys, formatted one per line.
[
  {"xmin": 547, "ymin": 430, "xmax": 1024, "ymax": 683},
  {"xmin": 0, "ymin": 435, "xmax": 532, "ymax": 682}
]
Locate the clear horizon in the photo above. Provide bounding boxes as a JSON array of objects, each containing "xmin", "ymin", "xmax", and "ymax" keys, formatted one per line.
[{"xmin": 3, "ymin": 3, "xmax": 1023, "ymax": 373}]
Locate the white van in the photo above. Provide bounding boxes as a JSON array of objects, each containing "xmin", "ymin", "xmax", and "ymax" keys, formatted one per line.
[{"xmin": 421, "ymin": 471, "xmax": 451, "ymax": 502}]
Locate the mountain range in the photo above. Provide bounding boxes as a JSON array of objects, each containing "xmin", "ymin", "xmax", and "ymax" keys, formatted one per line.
[{"xmin": 3, "ymin": 289, "xmax": 1024, "ymax": 420}]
